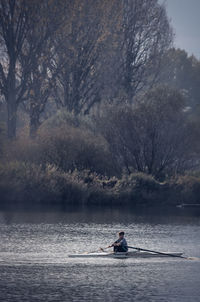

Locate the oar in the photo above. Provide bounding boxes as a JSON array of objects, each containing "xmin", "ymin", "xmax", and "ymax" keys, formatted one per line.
[
  {"xmin": 99, "ymin": 246, "xmax": 111, "ymax": 252},
  {"xmin": 128, "ymin": 246, "xmax": 198, "ymax": 260}
]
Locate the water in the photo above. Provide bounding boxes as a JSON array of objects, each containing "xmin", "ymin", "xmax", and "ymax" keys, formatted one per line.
[{"xmin": 0, "ymin": 207, "xmax": 200, "ymax": 302}]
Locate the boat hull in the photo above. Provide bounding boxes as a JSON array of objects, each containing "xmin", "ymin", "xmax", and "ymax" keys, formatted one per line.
[{"xmin": 68, "ymin": 251, "xmax": 183, "ymax": 258}]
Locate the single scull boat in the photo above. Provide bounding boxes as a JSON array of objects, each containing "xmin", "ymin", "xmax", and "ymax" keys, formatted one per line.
[{"xmin": 68, "ymin": 251, "xmax": 183, "ymax": 259}]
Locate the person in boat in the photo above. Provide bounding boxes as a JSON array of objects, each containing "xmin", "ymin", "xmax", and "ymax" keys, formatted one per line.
[{"xmin": 109, "ymin": 231, "xmax": 128, "ymax": 253}]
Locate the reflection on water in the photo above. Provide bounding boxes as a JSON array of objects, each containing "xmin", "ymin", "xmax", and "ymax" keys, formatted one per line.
[
  {"xmin": 1, "ymin": 205, "xmax": 200, "ymax": 225},
  {"xmin": 0, "ymin": 207, "xmax": 200, "ymax": 302}
]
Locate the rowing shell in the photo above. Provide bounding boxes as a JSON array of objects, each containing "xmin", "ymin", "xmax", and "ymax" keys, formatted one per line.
[{"xmin": 68, "ymin": 251, "xmax": 183, "ymax": 259}]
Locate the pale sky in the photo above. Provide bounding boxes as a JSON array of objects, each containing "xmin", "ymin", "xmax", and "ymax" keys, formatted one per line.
[{"xmin": 160, "ymin": 0, "xmax": 200, "ymax": 58}]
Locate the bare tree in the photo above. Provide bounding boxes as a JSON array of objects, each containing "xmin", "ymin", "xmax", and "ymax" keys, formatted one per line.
[
  {"xmin": 0, "ymin": 0, "xmax": 31, "ymax": 138},
  {"xmin": 51, "ymin": 0, "xmax": 121, "ymax": 115},
  {"xmin": 19, "ymin": 3, "xmax": 66, "ymax": 138},
  {"xmin": 0, "ymin": 0, "xmax": 67, "ymax": 138},
  {"xmin": 22, "ymin": 54, "xmax": 53, "ymax": 138},
  {"xmin": 99, "ymin": 86, "xmax": 194, "ymax": 179},
  {"xmin": 159, "ymin": 48, "xmax": 200, "ymax": 108},
  {"xmin": 120, "ymin": 0, "xmax": 172, "ymax": 101},
  {"xmin": 0, "ymin": 0, "xmax": 172, "ymax": 138}
]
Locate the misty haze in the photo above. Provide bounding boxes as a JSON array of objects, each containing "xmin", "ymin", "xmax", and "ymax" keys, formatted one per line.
[{"xmin": 0, "ymin": 1, "xmax": 200, "ymax": 302}]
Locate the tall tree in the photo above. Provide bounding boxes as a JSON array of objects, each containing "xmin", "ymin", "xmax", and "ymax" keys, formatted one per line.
[
  {"xmin": 0, "ymin": 0, "xmax": 66, "ymax": 138},
  {"xmin": 19, "ymin": 0, "xmax": 67, "ymax": 137},
  {"xmin": 99, "ymin": 86, "xmax": 195, "ymax": 179},
  {"xmin": 159, "ymin": 48, "xmax": 200, "ymax": 108},
  {"xmin": 120, "ymin": 0, "xmax": 172, "ymax": 101},
  {"xmin": 0, "ymin": 0, "xmax": 31, "ymax": 138},
  {"xmin": 51, "ymin": 0, "xmax": 121, "ymax": 115}
]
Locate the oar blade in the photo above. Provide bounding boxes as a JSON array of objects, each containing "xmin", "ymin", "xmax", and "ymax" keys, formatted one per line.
[{"xmin": 186, "ymin": 256, "xmax": 200, "ymax": 261}]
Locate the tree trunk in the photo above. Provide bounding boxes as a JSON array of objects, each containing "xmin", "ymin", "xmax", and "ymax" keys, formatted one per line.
[
  {"xmin": 7, "ymin": 55, "xmax": 17, "ymax": 139},
  {"xmin": 29, "ymin": 106, "xmax": 41, "ymax": 138},
  {"xmin": 7, "ymin": 96, "xmax": 17, "ymax": 139},
  {"xmin": 29, "ymin": 118, "xmax": 40, "ymax": 138}
]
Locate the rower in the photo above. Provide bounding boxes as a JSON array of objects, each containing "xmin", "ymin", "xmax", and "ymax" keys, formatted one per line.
[{"xmin": 109, "ymin": 231, "xmax": 128, "ymax": 253}]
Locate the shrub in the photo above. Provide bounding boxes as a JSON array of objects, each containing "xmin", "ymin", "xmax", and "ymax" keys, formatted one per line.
[
  {"xmin": 0, "ymin": 161, "xmax": 118, "ymax": 206},
  {"xmin": 41, "ymin": 109, "xmax": 93, "ymax": 131},
  {"xmin": 174, "ymin": 175, "xmax": 200, "ymax": 204},
  {"xmin": 98, "ymin": 87, "xmax": 195, "ymax": 180},
  {"xmin": 1, "ymin": 161, "xmax": 199, "ymax": 207},
  {"xmin": 0, "ymin": 161, "xmax": 88, "ymax": 205},
  {"xmin": 113, "ymin": 172, "xmax": 162, "ymax": 204},
  {"xmin": 2, "ymin": 119, "xmax": 118, "ymax": 176},
  {"xmin": 2, "ymin": 136, "xmax": 40, "ymax": 163},
  {"xmin": 37, "ymin": 125, "xmax": 117, "ymax": 176}
]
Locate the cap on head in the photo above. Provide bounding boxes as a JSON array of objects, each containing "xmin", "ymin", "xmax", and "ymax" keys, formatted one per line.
[{"xmin": 119, "ymin": 231, "xmax": 125, "ymax": 236}]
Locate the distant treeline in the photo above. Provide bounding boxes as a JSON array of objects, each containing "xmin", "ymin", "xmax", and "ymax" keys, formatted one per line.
[{"xmin": 1, "ymin": 1, "xmax": 200, "ymax": 207}]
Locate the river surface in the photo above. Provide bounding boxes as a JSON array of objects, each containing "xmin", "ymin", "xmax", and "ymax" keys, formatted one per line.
[{"xmin": 0, "ymin": 206, "xmax": 200, "ymax": 302}]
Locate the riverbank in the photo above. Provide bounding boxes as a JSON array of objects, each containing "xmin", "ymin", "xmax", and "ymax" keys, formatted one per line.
[{"xmin": 1, "ymin": 161, "xmax": 200, "ymax": 208}]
